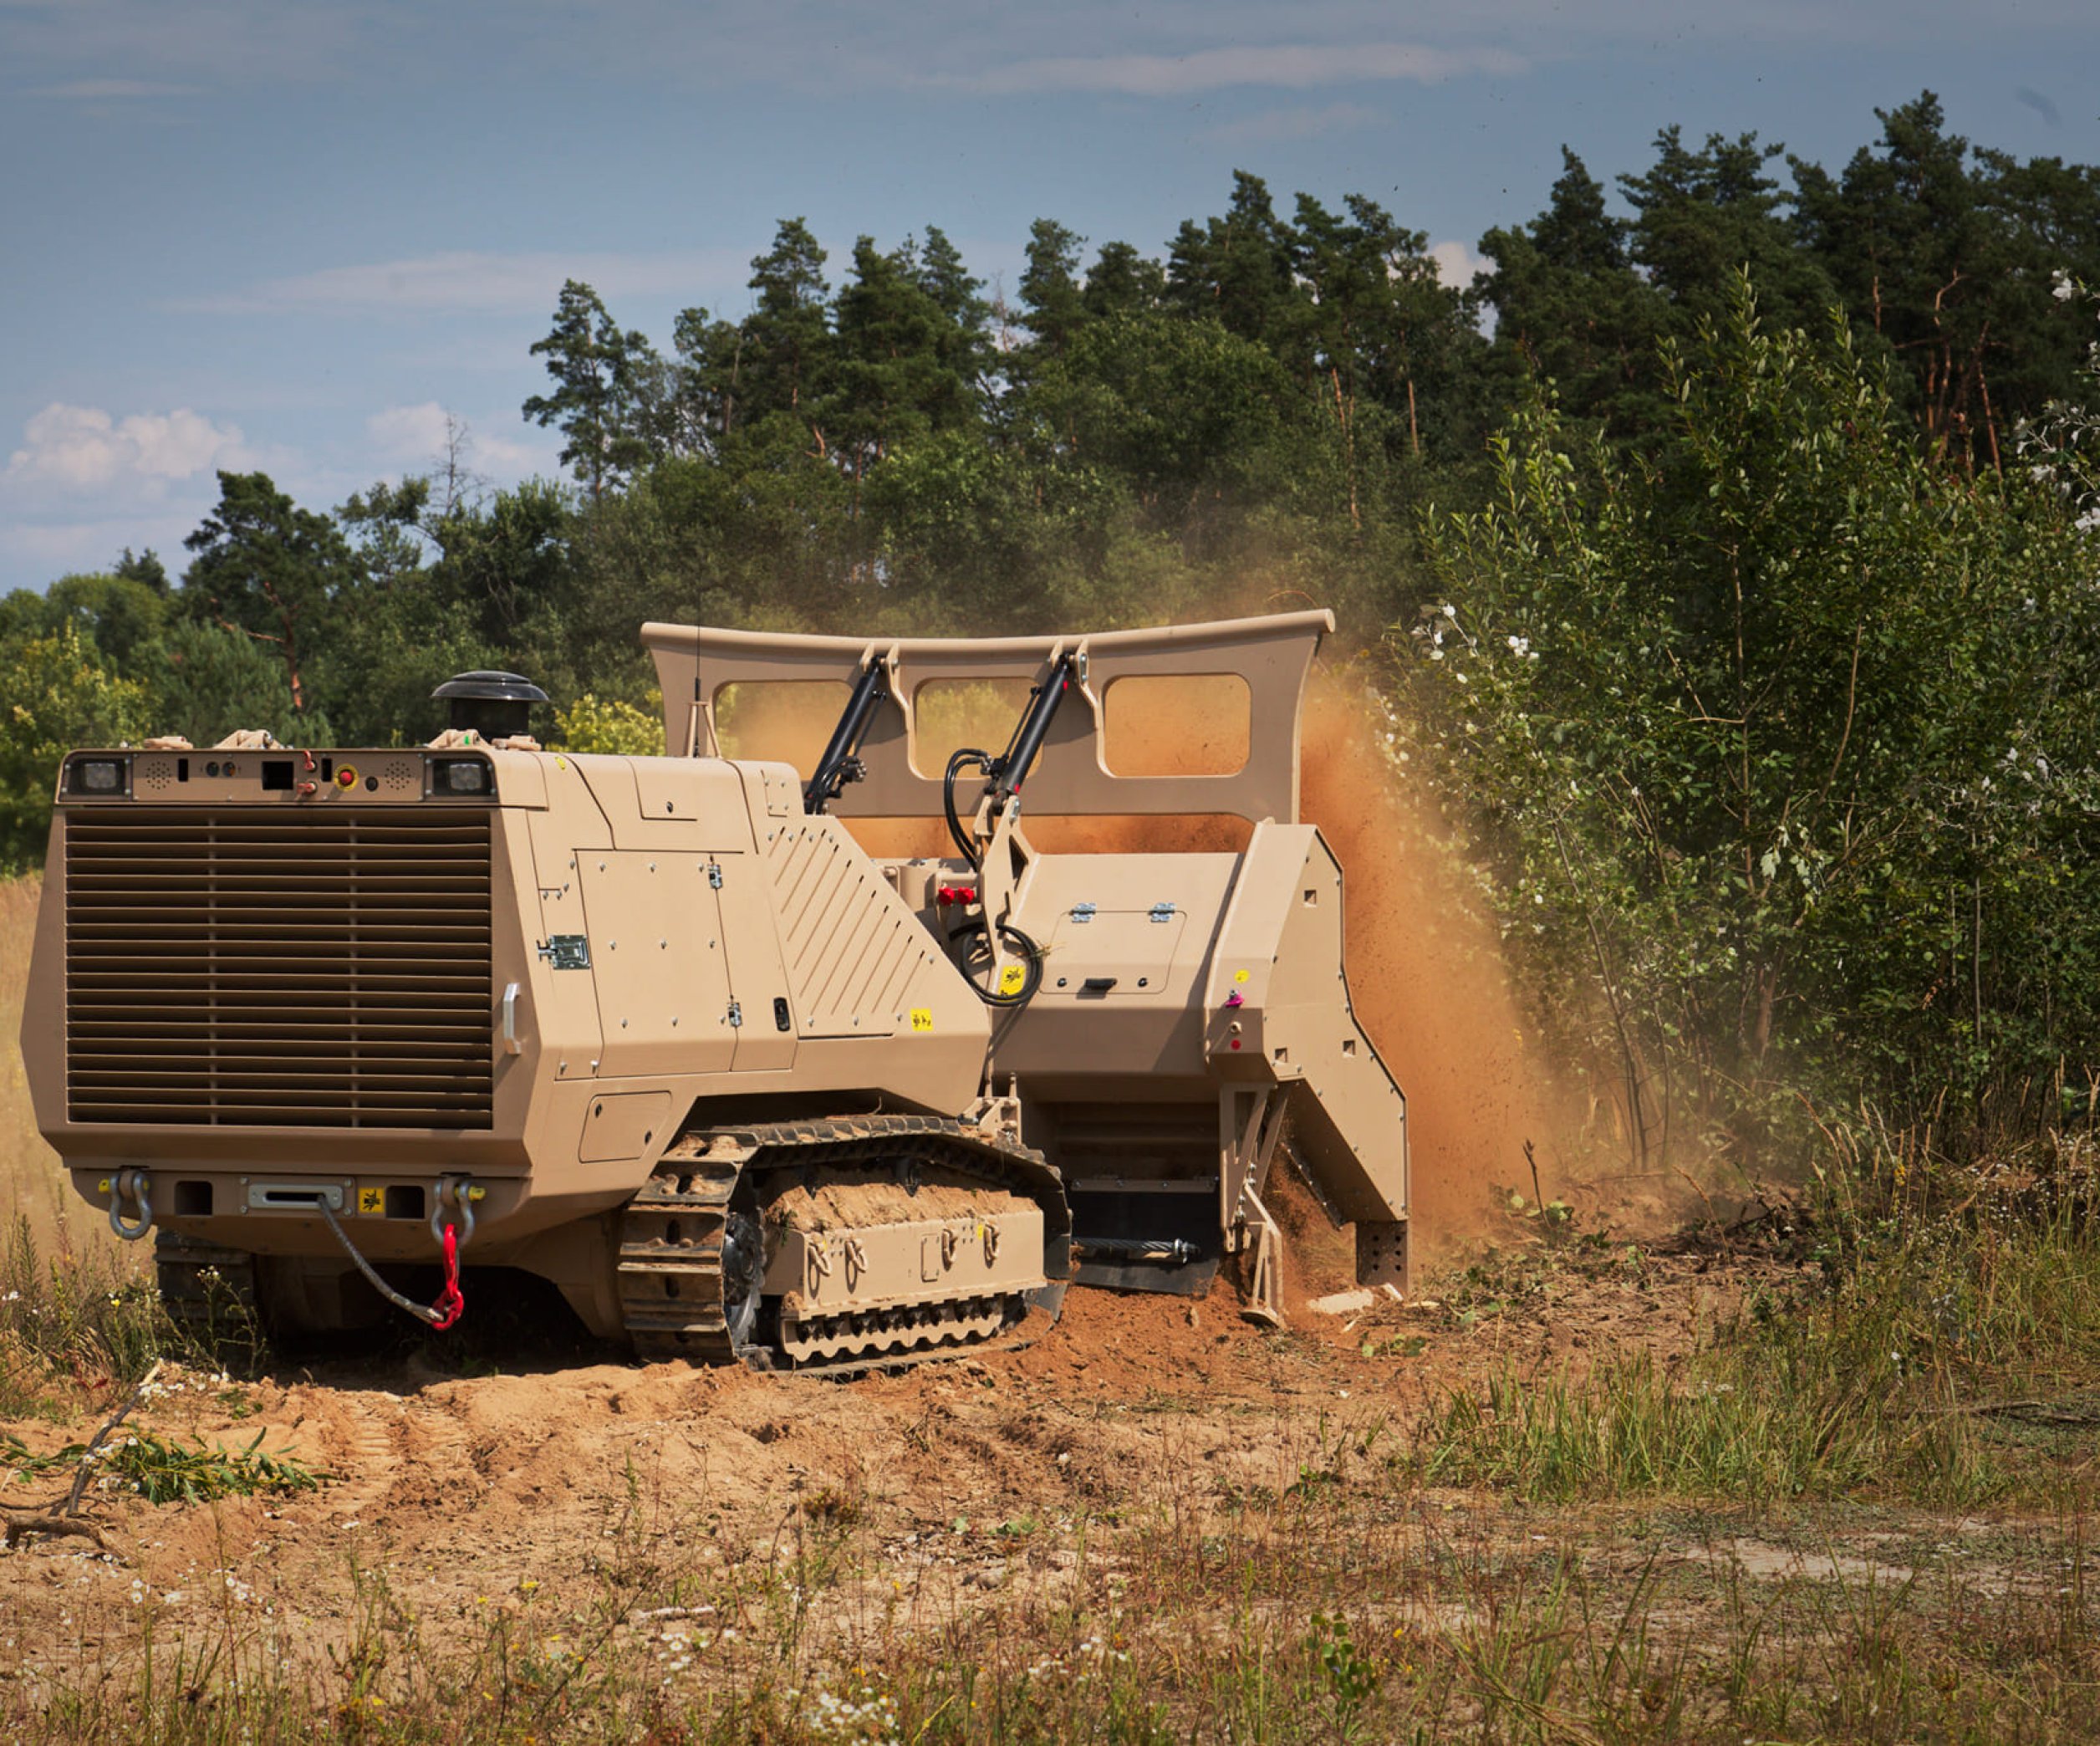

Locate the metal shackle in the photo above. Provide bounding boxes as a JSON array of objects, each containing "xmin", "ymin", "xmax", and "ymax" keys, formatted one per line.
[
  {"xmin": 430, "ymin": 1175, "xmax": 477, "ymax": 1248},
  {"xmin": 108, "ymin": 1167, "xmax": 153, "ymax": 1240}
]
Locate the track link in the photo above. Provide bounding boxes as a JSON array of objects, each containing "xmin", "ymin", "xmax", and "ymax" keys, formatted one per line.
[{"xmin": 615, "ymin": 1115, "xmax": 1070, "ymax": 1374}]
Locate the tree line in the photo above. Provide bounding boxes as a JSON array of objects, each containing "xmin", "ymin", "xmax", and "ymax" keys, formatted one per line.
[{"xmin": 5, "ymin": 90, "xmax": 2097, "ymax": 1164}]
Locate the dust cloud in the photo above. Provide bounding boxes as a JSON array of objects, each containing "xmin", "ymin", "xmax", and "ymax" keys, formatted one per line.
[{"xmin": 1297, "ymin": 687, "xmax": 1559, "ymax": 1255}]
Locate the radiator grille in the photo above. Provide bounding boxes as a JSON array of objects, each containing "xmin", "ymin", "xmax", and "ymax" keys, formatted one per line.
[{"xmin": 64, "ymin": 809, "xmax": 494, "ymax": 1128}]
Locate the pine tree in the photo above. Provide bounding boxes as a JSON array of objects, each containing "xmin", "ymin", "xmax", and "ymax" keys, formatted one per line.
[
  {"xmin": 1477, "ymin": 149, "xmax": 1668, "ymax": 439},
  {"xmin": 522, "ymin": 279, "xmax": 666, "ymax": 500},
  {"xmin": 181, "ymin": 472, "xmax": 363, "ymax": 717},
  {"xmin": 1621, "ymin": 128, "xmax": 1836, "ymax": 335},
  {"xmin": 738, "ymin": 219, "xmax": 836, "ymax": 443},
  {"xmin": 1166, "ymin": 171, "xmax": 1302, "ymax": 359},
  {"xmin": 1082, "ymin": 242, "xmax": 1165, "ymax": 319},
  {"xmin": 1793, "ymin": 93, "xmax": 2100, "ymax": 472},
  {"xmin": 1018, "ymin": 219, "xmax": 1088, "ymax": 358}
]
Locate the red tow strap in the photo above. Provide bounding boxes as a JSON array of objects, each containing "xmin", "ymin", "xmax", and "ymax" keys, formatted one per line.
[{"xmin": 429, "ymin": 1223, "xmax": 466, "ymax": 1330}]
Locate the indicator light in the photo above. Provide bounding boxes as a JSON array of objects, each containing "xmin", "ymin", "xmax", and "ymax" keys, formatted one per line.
[
  {"xmin": 77, "ymin": 759, "xmax": 121, "ymax": 792},
  {"xmin": 435, "ymin": 758, "xmax": 489, "ymax": 794}
]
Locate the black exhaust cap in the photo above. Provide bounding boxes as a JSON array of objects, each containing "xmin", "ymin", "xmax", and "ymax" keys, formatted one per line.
[{"xmin": 432, "ymin": 671, "xmax": 548, "ymax": 742}]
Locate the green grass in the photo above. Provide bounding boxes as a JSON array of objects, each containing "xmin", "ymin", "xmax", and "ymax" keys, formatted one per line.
[
  {"xmin": 2, "ymin": 1214, "xmax": 170, "ymax": 1416},
  {"xmin": 4, "ymin": 1423, "xmax": 318, "ymax": 1507},
  {"xmin": 1412, "ymin": 1130, "xmax": 2100, "ymax": 1513}
]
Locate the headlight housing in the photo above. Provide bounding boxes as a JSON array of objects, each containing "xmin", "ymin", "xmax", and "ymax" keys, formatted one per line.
[
  {"xmin": 70, "ymin": 758, "xmax": 127, "ymax": 795},
  {"xmin": 431, "ymin": 757, "xmax": 491, "ymax": 795}
]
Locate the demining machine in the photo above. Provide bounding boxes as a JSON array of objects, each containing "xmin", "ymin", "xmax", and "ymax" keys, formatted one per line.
[{"xmin": 20, "ymin": 610, "xmax": 1409, "ymax": 1371}]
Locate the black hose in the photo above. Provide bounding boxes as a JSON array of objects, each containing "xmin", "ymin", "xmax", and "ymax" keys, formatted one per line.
[
  {"xmin": 947, "ymin": 917, "xmax": 1045, "ymax": 1008},
  {"xmin": 943, "ymin": 747, "xmax": 991, "ymax": 871},
  {"xmin": 318, "ymin": 1197, "xmax": 447, "ymax": 1327}
]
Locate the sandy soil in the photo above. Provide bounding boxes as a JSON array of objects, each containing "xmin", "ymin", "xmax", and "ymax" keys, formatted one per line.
[{"xmin": 0, "ymin": 1197, "xmax": 1792, "ymax": 1706}]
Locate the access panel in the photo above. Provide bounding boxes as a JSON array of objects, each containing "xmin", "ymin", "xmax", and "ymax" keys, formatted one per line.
[{"xmin": 576, "ymin": 852, "xmax": 735, "ymax": 1077}]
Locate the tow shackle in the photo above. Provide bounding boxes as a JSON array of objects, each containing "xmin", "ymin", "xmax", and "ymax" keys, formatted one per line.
[
  {"xmin": 430, "ymin": 1174, "xmax": 477, "ymax": 1248},
  {"xmin": 108, "ymin": 1167, "xmax": 153, "ymax": 1241}
]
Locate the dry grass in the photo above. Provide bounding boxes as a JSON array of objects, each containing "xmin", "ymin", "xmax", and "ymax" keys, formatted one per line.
[
  {"xmin": 5, "ymin": 1418, "xmax": 2097, "ymax": 1744},
  {"xmin": 1, "ymin": 875, "xmax": 116, "ymax": 1264}
]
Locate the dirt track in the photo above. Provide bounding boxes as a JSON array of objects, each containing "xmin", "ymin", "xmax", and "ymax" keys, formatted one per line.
[{"xmin": 0, "ymin": 1216, "xmax": 1771, "ymax": 1703}]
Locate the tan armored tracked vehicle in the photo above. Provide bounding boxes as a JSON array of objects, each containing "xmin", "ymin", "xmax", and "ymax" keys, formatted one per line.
[{"xmin": 21, "ymin": 610, "xmax": 1409, "ymax": 1371}]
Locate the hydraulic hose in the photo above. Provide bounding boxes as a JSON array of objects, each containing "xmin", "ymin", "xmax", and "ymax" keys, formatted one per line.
[
  {"xmin": 943, "ymin": 747, "xmax": 991, "ymax": 871},
  {"xmin": 947, "ymin": 916, "xmax": 1045, "ymax": 1009}
]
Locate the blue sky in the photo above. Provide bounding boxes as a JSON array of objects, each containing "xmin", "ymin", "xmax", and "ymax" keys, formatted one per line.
[{"xmin": 3, "ymin": 0, "xmax": 2096, "ymax": 595}]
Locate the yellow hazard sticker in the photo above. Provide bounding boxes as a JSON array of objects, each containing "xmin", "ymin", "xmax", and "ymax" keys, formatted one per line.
[
  {"xmin": 357, "ymin": 1187, "xmax": 385, "ymax": 1215},
  {"xmin": 997, "ymin": 963, "xmax": 1027, "ymax": 996},
  {"xmin": 1234, "ymin": 968, "xmax": 1251, "ymax": 983},
  {"xmin": 910, "ymin": 1007, "xmax": 934, "ymax": 1032}
]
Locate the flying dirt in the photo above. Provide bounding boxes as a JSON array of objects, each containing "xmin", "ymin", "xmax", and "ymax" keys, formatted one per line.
[{"xmin": 18, "ymin": 610, "xmax": 1417, "ymax": 1370}]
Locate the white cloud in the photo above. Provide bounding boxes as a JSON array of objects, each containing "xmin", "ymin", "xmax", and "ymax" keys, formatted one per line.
[
  {"xmin": 1429, "ymin": 240, "xmax": 1491, "ymax": 288},
  {"xmin": 7, "ymin": 0, "xmax": 2089, "ymax": 113},
  {"xmin": 946, "ymin": 41, "xmax": 1525, "ymax": 97},
  {"xmin": 365, "ymin": 401, "xmax": 453, "ymax": 464},
  {"xmin": 6, "ymin": 403, "xmax": 253, "ymax": 493},
  {"xmin": 183, "ymin": 247, "xmax": 757, "ymax": 317},
  {"xmin": 365, "ymin": 402, "xmax": 548, "ymax": 475},
  {"xmin": 3, "ymin": 0, "xmax": 362, "ymax": 89}
]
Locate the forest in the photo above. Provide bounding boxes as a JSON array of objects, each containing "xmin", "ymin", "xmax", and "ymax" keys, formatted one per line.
[{"xmin": 5, "ymin": 90, "xmax": 2098, "ymax": 1171}]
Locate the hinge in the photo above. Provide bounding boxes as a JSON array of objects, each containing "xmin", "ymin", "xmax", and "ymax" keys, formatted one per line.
[
  {"xmin": 1149, "ymin": 902, "xmax": 1177, "ymax": 923},
  {"xmin": 1070, "ymin": 902, "xmax": 1097, "ymax": 923},
  {"xmin": 706, "ymin": 861, "xmax": 723, "ymax": 889},
  {"xmin": 537, "ymin": 935, "xmax": 590, "ymax": 970},
  {"xmin": 726, "ymin": 998, "xmax": 743, "ymax": 1029}
]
